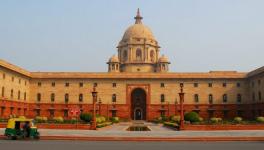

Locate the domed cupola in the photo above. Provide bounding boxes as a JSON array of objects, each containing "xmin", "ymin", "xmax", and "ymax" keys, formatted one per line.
[
  {"xmin": 107, "ymin": 55, "xmax": 120, "ymax": 72},
  {"xmin": 157, "ymin": 55, "xmax": 170, "ymax": 72}
]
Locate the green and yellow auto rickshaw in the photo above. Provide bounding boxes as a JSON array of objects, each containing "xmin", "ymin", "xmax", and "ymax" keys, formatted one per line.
[{"xmin": 4, "ymin": 117, "xmax": 39, "ymax": 140}]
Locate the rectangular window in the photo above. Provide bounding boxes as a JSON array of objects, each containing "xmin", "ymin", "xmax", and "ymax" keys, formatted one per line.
[
  {"xmin": 11, "ymin": 76, "xmax": 14, "ymax": 82},
  {"xmin": 160, "ymin": 83, "xmax": 165, "ymax": 88},
  {"xmin": 237, "ymin": 82, "xmax": 241, "ymax": 87},
  {"xmin": 79, "ymin": 94, "xmax": 83, "ymax": 102},
  {"xmin": 37, "ymin": 93, "xmax": 41, "ymax": 102},
  {"xmin": 79, "ymin": 82, "xmax": 83, "ymax": 87},
  {"xmin": 208, "ymin": 83, "xmax": 213, "ymax": 87},
  {"xmin": 223, "ymin": 83, "xmax": 227, "ymax": 87},
  {"xmin": 24, "ymin": 92, "xmax": 26, "ymax": 101},
  {"xmin": 50, "ymin": 110, "xmax": 54, "ymax": 117},
  {"xmin": 64, "ymin": 110, "xmax": 68, "ymax": 117},
  {"xmin": 237, "ymin": 94, "xmax": 242, "ymax": 103},
  {"xmin": 112, "ymin": 94, "xmax": 116, "ymax": 102},
  {"xmin": 223, "ymin": 94, "xmax": 228, "ymax": 103},
  {"xmin": 258, "ymin": 80, "xmax": 261, "ymax": 86},
  {"xmin": 52, "ymin": 82, "xmax": 55, "ymax": 87},
  {"xmin": 93, "ymin": 83, "xmax": 98, "ymax": 87},
  {"xmin": 194, "ymin": 83, "xmax": 198, "ymax": 87},
  {"xmin": 65, "ymin": 83, "xmax": 69, "ymax": 87},
  {"xmin": 112, "ymin": 83, "xmax": 116, "ymax": 87},
  {"xmin": 259, "ymin": 92, "xmax": 262, "ymax": 101},
  {"xmin": 194, "ymin": 94, "xmax": 199, "ymax": 103},
  {"xmin": 36, "ymin": 109, "xmax": 40, "ymax": 116},
  {"xmin": 25, "ymin": 81, "xmax": 27, "ymax": 86},
  {"xmin": 19, "ymin": 79, "xmax": 21, "ymax": 84},
  {"xmin": 3, "ymin": 73, "xmax": 5, "ymax": 79},
  {"xmin": 65, "ymin": 94, "xmax": 69, "ymax": 103},
  {"xmin": 252, "ymin": 82, "xmax": 255, "ymax": 87},
  {"xmin": 253, "ymin": 93, "xmax": 256, "ymax": 101},
  {"xmin": 160, "ymin": 94, "xmax": 165, "ymax": 103},
  {"xmin": 112, "ymin": 110, "xmax": 117, "ymax": 117},
  {"xmin": 37, "ymin": 82, "xmax": 41, "ymax": 87}
]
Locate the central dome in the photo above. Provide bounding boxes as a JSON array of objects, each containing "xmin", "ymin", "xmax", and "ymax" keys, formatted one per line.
[
  {"xmin": 121, "ymin": 9, "xmax": 156, "ymax": 41},
  {"xmin": 122, "ymin": 24, "xmax": 155, "ymax": 40}
]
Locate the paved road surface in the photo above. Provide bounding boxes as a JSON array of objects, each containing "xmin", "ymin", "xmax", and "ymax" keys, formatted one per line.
[{"xmin": 0, "ymin": 140, "xmax": 263, "ymax": 150}]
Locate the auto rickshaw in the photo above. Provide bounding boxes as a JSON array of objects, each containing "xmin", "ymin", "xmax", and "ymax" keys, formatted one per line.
[{"xmin": 4, "ymin": 117, "xmax": 40, "ymax": 140}]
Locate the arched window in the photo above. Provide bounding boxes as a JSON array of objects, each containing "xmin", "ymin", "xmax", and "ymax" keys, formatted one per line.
[
  {"xmin": 1, "ymin": 87, "xmax": 4, "ymax": 97},
  {"xmin": 79, "ymin": 93, "xmax": 83, "ymax": 102},
  {"xmin": 51, "ymin": 93, "xmax": 55, "ymax": 102},
  {"xmin": 10, "ymin": 89, "xmax": 13, "ymax": 98},
  {"xmin": 223, "ymin": 94, "xmax": 228, "ymax": 103},
  {"xmin": 150, "ymin": 50, "xmax": 155, "ymax": 62},
  {"xmin": 37, "ymin": 93, "xmax": 41, "ymax": 102},
  {"xmin": 123, "ymin": 50, "xmax": 127, "ymax": 61},
  {"xmin": 112, "ymin": 94, "xmax": 116, "ymax": 102},
  {"xmin": 237, "ymin": 94, "xmax": 242, "ymax": 103},
  {"xmin": 160, "ymin": 94, "xmax": 165, "ymax": 103},
  {"xmin": 252, "ymin": 92, "xmax": 256, "ymax": 101},
  {"xmin": 136, "ymin": 48, "xmax": 142, "ymax": 61},
  {"xmin": 18, "ymin": 90, "xmax": 20, "ymax": 100},
  {"xmin": 209, "ymin": 94, "xmax": 213, "ymax": 104},
  {"xmin": 65, "ymin": 93, "xmax": 69, "ymax": 103},
  {"xmin": 194, "ymin": 94, "xmax": 199, "ymax": 103},
  {"xmin": 24, "ymin": 92, "xmax": 26, "ymax": 101}
]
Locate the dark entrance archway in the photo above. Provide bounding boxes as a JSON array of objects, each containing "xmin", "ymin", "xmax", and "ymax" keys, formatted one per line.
[{"xmin": 131, "ymin": 88, "xmax": 146, "ymax": 120}]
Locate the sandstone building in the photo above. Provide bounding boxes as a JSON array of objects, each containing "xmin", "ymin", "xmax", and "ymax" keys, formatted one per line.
[{"xmin": 0, "ymin": 10, "xmax": 263, "ymax": 120}]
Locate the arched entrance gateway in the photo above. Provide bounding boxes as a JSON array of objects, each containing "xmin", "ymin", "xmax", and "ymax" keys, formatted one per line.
[{"xmin": 131, "ymin": 88, "xmax": 146, "ymax": 120}]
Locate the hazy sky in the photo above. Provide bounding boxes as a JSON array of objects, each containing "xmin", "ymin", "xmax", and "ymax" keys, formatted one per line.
[{"xmin": 0, "ymin": 0, "xmax": 263, "ymax": 72}]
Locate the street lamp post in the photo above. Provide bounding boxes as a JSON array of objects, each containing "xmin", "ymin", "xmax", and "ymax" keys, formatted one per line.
[
  {"xmin": 167, "ymin": 101, "xmax": 170, "ymax": 117},
  {"xmin": 90, "ymin": 87, "xmax": 98, "ymax": 130},
  {"xmin": 178, "ymin": 83, "xmax": 185, "ymax": 130},
  {"xmin": 98, "ymin": 98, "xmax": 102, "ymax": 116}
]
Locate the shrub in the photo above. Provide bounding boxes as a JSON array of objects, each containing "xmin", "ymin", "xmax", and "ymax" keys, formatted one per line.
[
  {"xmin": 111, "ymin": 117, "xmax": 119, "ymax": 123},
  {"xmin": 97, "ymin": 122, "xmax": 113, "ymax": 128},
  {"xmin": 79, "ymin": 113, "xmax": 92, "ymax": 123},
  {"xmin": 100, "ymin": 116, "xmax": 106, "ymax": 123},
  {"xmin": 35, "ymin": 116, "xmax": 48, "ymax": 123},
  {"xmin": 210, "ymin": 117, "xmax": 222, "ymax": 124},
  {"xmin": 163, "ymin": 122, "xmax": 179, "ymax": 129},
  {"xmin": 161, "ymin": 115, "xmax": 168, "ymax": 121},
  {"xmin": 234, "ymin": 117, "xmax": 243, "ymax": 124},
  {"xmin": 170, "ymin": 115, "xmax": 181, "ymax": 123},
  {"xmin": 52, "ymin": 117, "xmax": 64, "ymax": 123},
  {"xmin": 199, "ymin": 117, "xmax": 204, "ymax": 122},
  {"xmin": 184, "ymin": 112, "xmax": 200, "ymax": 123},
  {"xmin": 256, "ymin": 117, "xmax": 264, "ymax": 123},
  {"xmin": 95, "ymin": 116, "xmax": 106, "ymax": 123}
]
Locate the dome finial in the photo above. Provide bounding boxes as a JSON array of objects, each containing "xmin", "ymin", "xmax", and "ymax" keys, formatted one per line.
[{"xmin": 134, "ymin": 8, "xmax": 143, "ymax": 24}]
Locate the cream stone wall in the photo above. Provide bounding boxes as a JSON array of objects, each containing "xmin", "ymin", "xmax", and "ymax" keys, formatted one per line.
[
  {"xmin": 29, "ymin": 78, "xmax": 248, "ymax": 105},
  {"xmin": 248, "ymin": 73, "xmax": 264, "ymax": 103},
  {"xmin": 0, "ymin": 66, "xmax": 30, "ymax": 102}
]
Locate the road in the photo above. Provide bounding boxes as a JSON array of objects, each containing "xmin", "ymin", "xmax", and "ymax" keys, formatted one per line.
[{"xmin": 0, "ymin": 140, "xmax": 263, "ymax": 150}]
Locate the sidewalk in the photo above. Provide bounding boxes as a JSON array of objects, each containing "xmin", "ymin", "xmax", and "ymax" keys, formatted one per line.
[{"xmin": 1, "ymin": 122, "xmax": 264, "ymax": 141}]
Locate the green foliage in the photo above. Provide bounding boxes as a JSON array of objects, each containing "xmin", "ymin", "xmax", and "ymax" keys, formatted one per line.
[
  {"xmin": 110, "ymin": 117, "xmax": 119, "ymax": 123},
  {"xmin": 35, "ymin": 116, "xmax": 48, "ymax": 123},
  {"xmin": 97, "ymin": 122, "xmax": 113, "ymax": 128},
  {"xmin": 199, "ymin": 117, "xmax": 204, "ymax": 122},
  {"xmin": 256, "ymin": 117, "xmax": 264, "ymax": 123},
  {"xmin": 234, "ymin": 117, "xmax": 243, "ymax": 124},
  {"xmin": 210, "ymin": 117, "xmax": 222, "ymax": 124},
  {"xmin": 184, "ymin": 112, "xmax": 200, "ymax": 123},
  {"xmin": 52, "ymin": 117, "xmax": 64, "ymax": 123},
  {"xmin": 163, "ymin": 121, "xmax": 179, "ymax": 129},
  {"xmin": 79, "ymin": 113, "xmax": 92, "ymax": 123},
  {"xmin": 170, "ymin": 115, "xmax": 181, "ymax": 123}
]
